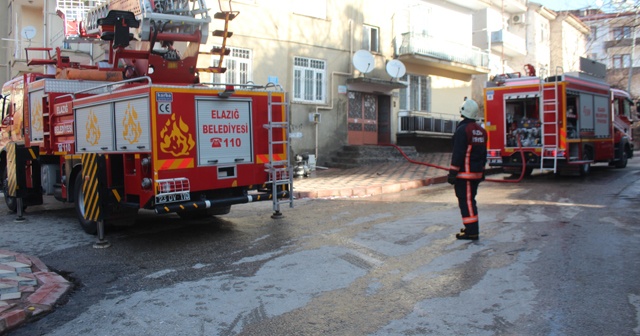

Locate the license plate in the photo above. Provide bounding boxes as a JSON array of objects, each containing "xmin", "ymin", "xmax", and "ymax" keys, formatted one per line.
[{"xmin": 155, "ymin": 191, "xmax": 190, "ymax": 204}]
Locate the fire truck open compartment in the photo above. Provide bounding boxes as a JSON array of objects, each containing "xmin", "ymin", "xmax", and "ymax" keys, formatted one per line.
[{"xmin": 504, "ymin": 96, "xmax": 541, "ymax": 148}]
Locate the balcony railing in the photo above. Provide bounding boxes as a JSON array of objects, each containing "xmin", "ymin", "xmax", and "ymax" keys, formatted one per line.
[
  {"xmin": 491, "ymin": 29, "xmax": 526, "ymax": 56},
  {"xmin": 398, "ymin": 110, "xmax": 459, "ymax": 136},
  {"xmin": 395, "ymin": 33, "xmax": 490, "ymax": 69}
]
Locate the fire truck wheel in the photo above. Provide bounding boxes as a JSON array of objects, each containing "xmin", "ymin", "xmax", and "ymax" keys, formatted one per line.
[
  {"xmin": 615, "ymin": 148, "xmax": 628, "ymax": 169},
  {"xmin": 580, "ymin": 153, "xmax": 591, "ymax": 177},
  {"xmin": 2, "ymin": 167, "xmax": 26, "ymax": 213},
  {"xmin": 73, "ymin": 173, "xmax": 98, "ymax": 235}
]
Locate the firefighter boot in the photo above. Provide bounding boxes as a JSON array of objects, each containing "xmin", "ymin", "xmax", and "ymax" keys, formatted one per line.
[{"xmin": 456, "ymin": 223, "xmax": 479, "ymax": 240}]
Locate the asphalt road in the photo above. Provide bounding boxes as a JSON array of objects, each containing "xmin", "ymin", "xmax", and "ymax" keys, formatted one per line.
[{"xmin": 2, "ymin": 160, "xmax": 640, "ymax": 336}]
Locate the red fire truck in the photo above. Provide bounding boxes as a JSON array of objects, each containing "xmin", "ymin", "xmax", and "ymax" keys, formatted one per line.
[
  {"xmin": 484, "ymin": 59, "xmax": 634, "ymax": 176},
  {"xmin": 0, "ymin": 0, "xmax": 292, "ymax": 235}
]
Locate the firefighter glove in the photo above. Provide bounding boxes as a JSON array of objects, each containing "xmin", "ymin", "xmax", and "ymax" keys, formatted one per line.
[{"xmin": 447, "ymin": 174, "xmax": 457, "ymax": 185}]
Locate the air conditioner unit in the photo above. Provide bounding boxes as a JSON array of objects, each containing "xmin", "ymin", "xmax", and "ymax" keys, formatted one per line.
[{"xmin": 512, "ymin": 13, "xmax": 526, "ymax": 24}]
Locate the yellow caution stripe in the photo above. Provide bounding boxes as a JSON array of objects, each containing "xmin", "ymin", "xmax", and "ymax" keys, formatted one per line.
[
  {"xmin": 81, "ymin": 153, "xmax": 101, "ymax": 222},
  {"xmin": 6, "ymin": 143, "xmax": 17, "ymax": 197},
  {"xmin": 256, "ymin": 153, "xmax": 287, "ymax": 164}
]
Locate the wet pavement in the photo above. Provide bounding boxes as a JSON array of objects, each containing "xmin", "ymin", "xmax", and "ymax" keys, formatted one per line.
[{"xmin": 0, "ymin": 152, "xmax": 454, "ymax": 334}]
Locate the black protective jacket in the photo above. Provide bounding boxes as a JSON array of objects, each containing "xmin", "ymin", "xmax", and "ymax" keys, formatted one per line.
[{"xmin": 449, "ymin": 118, "xmax": 488, "ymax": 180}]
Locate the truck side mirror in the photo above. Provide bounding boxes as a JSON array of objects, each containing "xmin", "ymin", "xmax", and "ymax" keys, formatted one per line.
[{"xmin": 1, "ymin": 94, "xmax": 8, "ymax": 125}]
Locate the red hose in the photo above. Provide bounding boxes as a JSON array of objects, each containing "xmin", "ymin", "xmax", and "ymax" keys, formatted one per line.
[{"xmin": 380, "ymin": 137, "xmax": 527, "ymax": 184}]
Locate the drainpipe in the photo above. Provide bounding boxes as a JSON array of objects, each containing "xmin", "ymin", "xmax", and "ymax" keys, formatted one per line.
[
  {"xmin": 627, "ymin": 10, "xmax": 637, "ymax": 95},
  {"xmin": 313, "ymin": 19, "xmax": 354, "ymax": 165},
  {"xmin": 43, "ymin": 5, "xmax": 48, "ymax": 49}
]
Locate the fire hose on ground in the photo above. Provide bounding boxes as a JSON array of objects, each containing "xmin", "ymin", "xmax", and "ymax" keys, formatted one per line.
[{"xmin": 381, "ymin": 137, "xmax": 527, "ymax": 184}]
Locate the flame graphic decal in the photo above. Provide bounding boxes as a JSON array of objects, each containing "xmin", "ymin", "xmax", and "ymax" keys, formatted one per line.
[
  {"xmin": 32, "ymin": 101, "xmax": 43, "ymax": 131},
  {"xmin": 160, "ymin": 114, "xmax": 195, "ymax": 156},
  {"xmin": 122, "ymin": 103, "xmax": 142, "ymax": 144},
  {"xmin": 85, "ymin": 110, "xmax": 101, "ymax": 146}
]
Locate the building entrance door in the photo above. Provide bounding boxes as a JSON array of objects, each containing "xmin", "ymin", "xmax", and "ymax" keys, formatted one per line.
[{"xmin": 347, "ymin": 91, "xmax": 378, "ymax": 145}]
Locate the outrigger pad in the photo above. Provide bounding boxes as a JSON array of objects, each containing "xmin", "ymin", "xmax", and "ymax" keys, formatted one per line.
[{"xmin": 98, "ymin": 10, "xmax": 140, "ymax": 48}]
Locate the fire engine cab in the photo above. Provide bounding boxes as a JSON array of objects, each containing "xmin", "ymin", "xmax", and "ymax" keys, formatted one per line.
[
  {"xmin": 1, "ymin": 0, "xmax": 293, "ymax": 235},
  {"xmin": 484, "ymin": 58, "xmax": 634, "ymax": 176}
]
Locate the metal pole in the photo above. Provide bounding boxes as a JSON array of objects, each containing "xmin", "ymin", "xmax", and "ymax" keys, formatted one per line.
[
  {"xmin": 93, "ymin": 220, "xmax": 111, "ymax": 248},
  {"xmin": 627, "ymin": 9, "xmax": 637, "ymax": 94},
  {"xmin": 14, "ymin": 198, "xmax": 25, "ymax": 222}
]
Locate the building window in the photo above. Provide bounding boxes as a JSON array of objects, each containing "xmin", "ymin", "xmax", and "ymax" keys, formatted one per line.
[
  {"xmin": 209, "ymin": 47, "xmax": 252, "ymax": 84},
  {"xmin": 399, "ymin": 74, "xmax": 430, "ymax": 112},
  {"xmin": 293, "ymin": 57, "xmax": 326, "ymax": 103},
  {"xmin": 590, "ymin": 25, "xmax": 598, "ymax": 41},
  {"xmin": 294, "ymin": 0, "xmax": 326, "ymax": 19},
  {"xmin": 613, "ymin": 26, "xmax": 632, "ymax": 40},
  {"xmin": 363, "ymin": 24, "xmax": 379, "ymax": 53},
  {"xmin": 539, "ymin": 22, "xmax": 548, "ymax": 42},
  {"xmin": 613, "ymin": 54, "xmax": 631, "ymax": 68}
]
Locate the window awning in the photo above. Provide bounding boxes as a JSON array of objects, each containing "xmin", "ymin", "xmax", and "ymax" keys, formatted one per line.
[
  {"xmin": 505, "ymin": 93, "xmax": 540, "ymax": 100},
  {"xmin": 346, "ymin": 77, "xmax": 407, "ymax": 94}
]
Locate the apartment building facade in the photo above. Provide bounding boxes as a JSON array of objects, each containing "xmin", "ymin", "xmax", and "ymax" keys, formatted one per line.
[
  {"xmin": 577, "ymin": 9, "xmax": 640, "ymax": 100},
  {"xmin": 1, "ymin": 0, "xmax": 592, "ymax": 164}
]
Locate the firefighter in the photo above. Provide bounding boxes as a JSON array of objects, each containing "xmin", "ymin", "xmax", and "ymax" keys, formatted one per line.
[{"xmin": 448, "ymin": 98, "xmax": 487, "ymax": 240}]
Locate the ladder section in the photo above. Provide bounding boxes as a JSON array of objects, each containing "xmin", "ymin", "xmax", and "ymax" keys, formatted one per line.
[
  {"xmin": 539, "ymin": 66, "xmax": 562, "ymax": 173},
  {"xmin": 264, "ymin": 92, "xmax": 293, "ymax": 213},
  {"xmin": 84, "ymin": 0, "xmax": 211, "ymax": 43},
  {"xmin": 198, "ymin": 0, "xmax": 239, "ymax": 74}
]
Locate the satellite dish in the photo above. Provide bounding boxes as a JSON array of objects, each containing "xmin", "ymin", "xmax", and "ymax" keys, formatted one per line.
[
  {"xmin": 22, "ymin": 26, "xmax": 36, "ymax": 40},
  {"xmin": 353, "ymin": 50, "xmax": 375, "ymax": 74},
  {"xmin": 386, "ymin": 59, "xmax": 406, "ymax": 79}
]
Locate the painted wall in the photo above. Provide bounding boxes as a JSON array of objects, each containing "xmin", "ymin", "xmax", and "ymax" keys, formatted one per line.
[{"xmin": 0, "ymin": 0, "xmax": 8, "ymax": 84}]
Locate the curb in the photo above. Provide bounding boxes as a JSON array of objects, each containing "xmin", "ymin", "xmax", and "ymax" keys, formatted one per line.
[
  {"xmin": 294, "ymin": 174, "xmax": 449, "ymax": 199},
  {"xmin": 0, "ymin": 250, "xmax": 72, "ymax": 335}
]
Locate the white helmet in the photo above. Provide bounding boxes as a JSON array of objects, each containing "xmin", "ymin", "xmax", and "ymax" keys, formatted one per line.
[{"xmin": 460, "ymin": 99, "xmax": 479, "ymax": 119}]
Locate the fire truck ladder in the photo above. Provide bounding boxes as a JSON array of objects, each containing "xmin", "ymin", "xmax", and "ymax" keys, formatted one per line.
[
  {"xmin": 265, "ymin": 91, "xmax": 294, "ymax": 217},
  {"xmin": 539, "ymin": 66, "xmax": 563, "ymax": 173},
  {"xmin": 199, "ymin": 0, "xmax": 239, "ymax": 74}
]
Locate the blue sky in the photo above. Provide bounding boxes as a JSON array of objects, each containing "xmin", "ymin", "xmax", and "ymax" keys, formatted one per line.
[
  {"xmin": 533, "ymin": 0, "xmax": 639, "ymax": 11},
  {"xmin": 532, "ymin": 0, "xmax": 599, "ymax": 11}
]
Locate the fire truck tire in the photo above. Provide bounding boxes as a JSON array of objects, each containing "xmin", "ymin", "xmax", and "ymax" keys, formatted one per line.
[
  {"xmin": 615, "ymin": 147, "xmax": 628, "ymax": 169},
  {"xmin": 580, "ymin": 153, "xmax": 591, "ymax": 177},
  {"xmin": 73, "ymin": 173, "xmax": 99, "ymax": 235},
  {"xmin": 524, "ymin": 167, "xmax": 534, "ymax": 177},
  {"xmin": 2, "ymin": 166, "xmax": 26, "ymax": 213}
]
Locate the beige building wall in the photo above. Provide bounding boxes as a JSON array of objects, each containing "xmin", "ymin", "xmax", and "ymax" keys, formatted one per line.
[
  {"xmin": 550, "ymin": 13, "xmax": 589, "ymax": 74},
  {"xmin": 1, "ymin": 0, "xmax": 8, "ymax": 84},
  {"xmin": 199, "ymin": 0, "xmax": 362, "ymax": 160},
  {"xmin": 516, "ymin": 5, "xmax": 554, "ymax": 74}
]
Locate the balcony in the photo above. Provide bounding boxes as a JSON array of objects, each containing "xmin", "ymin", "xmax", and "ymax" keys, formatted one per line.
[
  {"xmin": 397, "ymin": 111, "xmax": 459, "ymax": 137},
  {"xmin": 444, "ymin": 0, "xmax": 526, "ymax": 13},
  {"xmin": 395, "ymin": 33, "xmax": 490, "ymax": 78},
  {"xmin": 491, "ymin": 29, "xmax": 527, "ymax": 57}
]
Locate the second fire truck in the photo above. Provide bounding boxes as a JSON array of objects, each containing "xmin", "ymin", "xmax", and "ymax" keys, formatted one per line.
[{"xmin": 484, "ymin": 59, "xmax": 634, "ymax": 176}]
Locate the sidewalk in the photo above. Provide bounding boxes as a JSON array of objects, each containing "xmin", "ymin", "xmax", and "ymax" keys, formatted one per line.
[
  {"xmin": 292, "ymin": 152, "xmax": 453, "ymax": 199},
  {"xmin": 0, "ymin": 250, "xmax": 72, "ymax": 334}
]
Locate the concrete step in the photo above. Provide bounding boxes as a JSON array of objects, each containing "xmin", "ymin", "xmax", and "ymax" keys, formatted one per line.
[{"xmin": 328, "ymin": 145, "xmax": 420, "ymax": 168}]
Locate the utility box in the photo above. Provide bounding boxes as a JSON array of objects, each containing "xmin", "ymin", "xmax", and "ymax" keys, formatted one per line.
[{"xmin": 309, "ymin": 112, "xmax": 321, "ymax": 123}]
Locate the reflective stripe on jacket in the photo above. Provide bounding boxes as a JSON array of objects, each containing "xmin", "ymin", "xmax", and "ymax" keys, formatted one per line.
[{"xmin": 449, "ymin": 118, "xmax": 487, "ymax": 180}]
